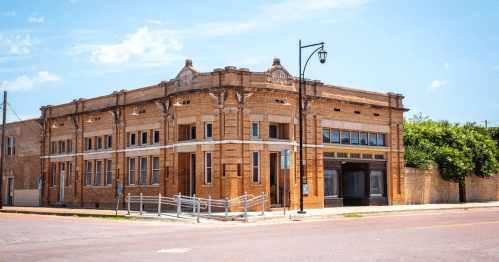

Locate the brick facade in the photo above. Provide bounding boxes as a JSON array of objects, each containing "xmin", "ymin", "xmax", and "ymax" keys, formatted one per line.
[{"xmin": 40, "ymin": 58, "xmax": 408, "ymax": 210}]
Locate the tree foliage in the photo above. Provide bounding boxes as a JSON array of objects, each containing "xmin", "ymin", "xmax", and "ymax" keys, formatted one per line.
[{"xmin": 404, "ymin": 114, "xmax": 499, "ymax": 185}]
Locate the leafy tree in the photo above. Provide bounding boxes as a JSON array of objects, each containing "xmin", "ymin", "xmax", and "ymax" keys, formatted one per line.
[{"xmin": 404, "ymin": 114, "xmax": 499, "ymax": 186}]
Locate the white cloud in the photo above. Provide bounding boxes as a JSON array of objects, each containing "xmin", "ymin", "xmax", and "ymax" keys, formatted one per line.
[
  {"xmin": 1, "ymin": 11, "xmax": 16, "ymax": 17},
  {"xmin": 28, "ymin": 16, "xmax": 44, "ymax": 23},
  {"xmin": 427, "ymin": 79, "xmax": 449, "ymax": 91},
  {"xmin": 145, "ymin": 19, "xmax": 161, "ymax": 25},
  {"xmin": 444, "ymin": 62, "xmax": 449, "ymax": 69},
  {"xmin": 1, "ymin": 71, "xmax": 61, "ymax": 91},
  {"xmin": 1, "ymin": 34, "xmax": 39, "ymax": 54},
  {"xmin": 89, "ymin": 26, "xmax": 182, "ymax": 64}
]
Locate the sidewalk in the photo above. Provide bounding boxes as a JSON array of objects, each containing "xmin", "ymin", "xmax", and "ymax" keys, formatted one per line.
[{"xmin": 1, "ymin": 201, "xmax": 499, "ymax": 223}]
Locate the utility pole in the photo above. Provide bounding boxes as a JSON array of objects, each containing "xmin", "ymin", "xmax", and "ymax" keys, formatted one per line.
[
  {"xmin": 0, "ymin": 91, "xmax": 7, "ymax": 209},
  {"xmin": 485, "ymin": 120, "xmax": 488, "ymax": 128}
]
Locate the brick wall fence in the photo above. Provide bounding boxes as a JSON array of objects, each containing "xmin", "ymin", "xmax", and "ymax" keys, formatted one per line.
[{"xmin": 405, "ymin": 164, "xmax": 499, "ymax": 204}]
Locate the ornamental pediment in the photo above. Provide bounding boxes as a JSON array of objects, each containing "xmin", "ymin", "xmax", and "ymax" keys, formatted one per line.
[
  {"xmin": 265, "ymin": 57, "xmax": 293, "ymax": 86},
  {"xmin": 175, "ymin": 59, "xmax": 199, "ymax": 88}
]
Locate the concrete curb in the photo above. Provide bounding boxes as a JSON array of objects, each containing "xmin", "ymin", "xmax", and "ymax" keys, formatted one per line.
[{"xmin": 0, "ymin": 209, "xmax": 127, "ymax": 218}]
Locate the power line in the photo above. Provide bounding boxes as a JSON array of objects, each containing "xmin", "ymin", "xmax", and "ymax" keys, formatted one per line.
[{"xmin": 6, "ymin": 103, "xmax": 39, "ymax": 137}]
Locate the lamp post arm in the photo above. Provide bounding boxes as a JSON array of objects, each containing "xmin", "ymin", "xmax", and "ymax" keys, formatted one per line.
[{"xmin": 301, "ymin": 46, "xmax": 323, "ymax": 79}]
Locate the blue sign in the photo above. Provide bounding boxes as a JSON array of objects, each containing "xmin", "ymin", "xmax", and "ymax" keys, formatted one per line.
[{"xmin": 118, "ymin": 184, "xmax": 122, "ymax": 195}]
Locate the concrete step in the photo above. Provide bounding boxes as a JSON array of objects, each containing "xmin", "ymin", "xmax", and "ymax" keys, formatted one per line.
[{"xmin": 269, "ymin": 207, "xmax": 291, "ymax": 212}]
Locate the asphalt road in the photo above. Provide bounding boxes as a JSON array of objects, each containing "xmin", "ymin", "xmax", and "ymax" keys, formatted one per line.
[{"xmin": 1, "ymin": 210, "xmax": 498, "ymax": 261}]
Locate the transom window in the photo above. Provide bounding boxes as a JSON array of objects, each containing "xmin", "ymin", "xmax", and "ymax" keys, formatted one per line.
[{"xmin": 323, "ymin": 129, "xmax": 387, "ymax": 147}]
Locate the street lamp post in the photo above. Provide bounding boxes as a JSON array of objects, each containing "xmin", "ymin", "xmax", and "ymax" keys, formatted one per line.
[{"xmin": 298, "ymin": 40, "xmax": 327, "ymax": 214}]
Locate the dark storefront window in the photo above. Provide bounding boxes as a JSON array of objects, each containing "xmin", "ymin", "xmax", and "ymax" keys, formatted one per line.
[
  {"xmin": 324, "ymin": 170, "xmax": 339, "ymax": 198},
  {"xmin": 370, "ymin": 171, "xmax": 384, "ymax": 197}
]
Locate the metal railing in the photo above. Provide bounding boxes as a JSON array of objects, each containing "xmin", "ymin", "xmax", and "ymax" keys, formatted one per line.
[{"xmin": 126, "ymin": 192, "xmax": 269, "ymax": 222}]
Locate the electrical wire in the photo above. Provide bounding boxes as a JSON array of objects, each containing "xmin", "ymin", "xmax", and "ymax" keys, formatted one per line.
[{"xmin": 6, "ymin": 102, "xmax": 40, "ymax": 137}]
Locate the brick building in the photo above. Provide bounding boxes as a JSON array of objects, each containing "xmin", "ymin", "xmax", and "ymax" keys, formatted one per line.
[
  {"xmin": 40, "ymin": 58, "xmax": 408, "ymax": 210},
  {"xmin": 1, "ymin": 119, "xmax": 42, "ymax": 207}
]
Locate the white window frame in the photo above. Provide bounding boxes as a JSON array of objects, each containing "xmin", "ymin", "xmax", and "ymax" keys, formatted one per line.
[
  {"xmin": 252, "ymin": 152, "xmax": 260, "ymax": 184},
  {"xmin": 85, "ymin": 161, "xmax": 92, "ymax": 186},
  {"xmin": 205, "ymin": 152, "xmax": 212, "ymax": 185},
  {"xmin": 67, "ymin": 162, "xmax": 72, "ymax": 187},
  {"xmin": 141, "ymin": 131, "xmax": 148, "ymax": 146},
  {"xmin": 106, "ymin": 160, "xmax": 112, "ymax": 186},
  {"xmin": 151, "ymin": 157, "xmax": 159, "ymax": 185},
  {"xmin": 139, "ymin": 157, "xmax": 147, "ymax": 185},
  {"xmin": 252, "ymin": 123, "xmax": 260, "ymax": 138},
  {"xmin": 7, "ymin": 137, "xmax": 15, "ymax": 156},
  {"xmin": 153, "ymin": 130, "xmax": 160, "ymax": 144},
  {"xmin": 106, "ymin": 136, "xmax": 112, "ymax": 149},
  {"xmin": 95, "ymin": 160, "xmax": 102, "ymax": 186},
  {"xmin": 189, "ymin": 125, "xmax": 196, "ymax": 140},
  {"xmin": 129, "ymin": 158, "xmax": 136, "ymax": 185},
  {"xmin": 205, "ymin": 123, "xmax": 213, "ymax": 139}
]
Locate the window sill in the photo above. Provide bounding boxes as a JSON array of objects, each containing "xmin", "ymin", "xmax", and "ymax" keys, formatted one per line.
[{"xmin": 251, "ymin": 183, "xmax": 262, "ymax": 186}]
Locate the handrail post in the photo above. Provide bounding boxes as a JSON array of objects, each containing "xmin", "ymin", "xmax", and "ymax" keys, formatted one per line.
[
  {"xmin": 197, "ymin": 199, "xmax": 201, "ymax": 223},
  {"xmin": 208, "ymin": 196, "xmax": 211, "ymax": 220},
  {"xmin": 158, "ymin": 193, "xmax": 161, "ymax": 216},
  {"xmin": 244, "ymin": 192, "xmax": 248, "ymax": 222},
  {"xmin": 192, "ymin": 194, "xmax": 196, "ymax": 215},
  {"xmin": 225, "ymin": 197, "xmax": 229, "ymax": 222},
  {"xmin": 139, "ymin": 193, "xmax": 143, "ymax": 216},
  {"xmin": 261, "ymin": 192, "xmax": 265, "ymax": 216},
  {"xmin": 127, "ymin": 193, "xmax": 130, "ymax": 215},
  {"xmin": 177, "ymin": 192, "xmax": 181, "ymax": 218}
]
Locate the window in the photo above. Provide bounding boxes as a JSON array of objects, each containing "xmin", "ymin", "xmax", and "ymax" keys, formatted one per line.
[
  {"xmin": 354, "ymin": 111, "xmax": 361, "ymax": 114},
  {"xmin": 323, "ymin": 129, "xmax": 330, "ymax": 143},
  {"xmin": 97, "ymin": 137, "xmax": 102, "ymax": 150},
  {"xmin": 269, "ymin": 124, "xmax": 278, "ymax": 139},
  {"xmin": 374, "ymin": 154, "xmax": 384, "ymax": 160},
  {"xmin": 252, "ymin": 152, "xmax": 260, "ymax": 183},
  {"xmin": 205, "ymin": 153, "xmax": 212, "ymax": 184},
  {"xmin": 360, "ymin": 133, "xmax": 368, "ymax": 146},
  {"xmin": 337, "ymin": 152, "xmax": 347, "ymax": 158},
  {"xmin": 323, "ymin": 152, "xmax": 334, "ymax": 158},
  {"xmin": 324, "ymin": 170, "xmax": 339, "ymax": 198},
  {"xmin": 68, "ymin": 163, "xmax": 72, "ymax": 187},
  {"xmin": 95, "ymin": 161, "xmax": 102, "ymax": 186},
  {"xmin": 205, "ymin": 124, "xmax": 212, "ymax": 139},
  {"xmin": 139, "ymin": 109, "xmax": 146, "ymax": 114},
  {"xmin": 86, "ymin": 161, "xmax": 92, "ymax": 186},
  {"xmin": 7, "ymin": 137, "xmax": 16, "ymax": 156},
  {"xmin": 369, "ymin": 133, "xmax": 377, "ymax": 146},
  {"xmin": 370, "ymin": 171, "xmax": 384, "ymax": 197},
  {"xmin": 166, "ymin": 166, "xmax": 169, "ymax": 179},
  {"xmin": 106, "ymin": 136, "xmax": 112, "ymax": 149},
  {"xmin": 351, "ymin": 132, "xmax": 359, "ymax": 145},
  {"xmin": 53, "ymin": 142, "xmax": 57, "ymax": 154},
  {"xmin": 87, "ymin": 138, "xmax": 92, "ymax": 151},
  {"xmin": 341, "ymin": 131, "xmax": 350, "ymax": 144},
  {"xmin": 129, "ymin": 158, "xmax": 136, "ymax": 185},
  {"xmin": 140, "ymin": 158, "xmax": 147, "ymax": 185},
  {"xmin": 153, "ymin": 130, "xmax": 160, "ymax": 144},
  {"xmin": 52, "ymin": 164, "xmax": 57, "ymax": 186},
  {"xmin": 222, "ymin": 164, "xmax": 226, "ymax": 177},
  {"xmin": 363, "ymin": 154, "xmax": 372, "ymax": 159},
  {"xmin": 129, "ymin": 133, "xmax": 136, "ymax": 147},
  {"xmin": 331, "ymin": 130, "xmax": 340, "ymax": 143},
  {"xmin": 152, "ymin": 157, "xmax": 159, "ymax": 185},
  {"xmin": 252, "ymin": 123, "xmax": 260, "ymax": 138},
  {"xmin": 59, "ymin": 141, "xmax": 65, "ymax": 153},
  {"xmin": 237, "ymin": 164, "xmax": 242, "ymax": 177},
  {"xmin": 334, "ymin": 108, "xmax": 341, "ymax": 112},
  {"xmin": 350, "ymin": 153, "xmax": 360, "ymax": 159},
  {"xmin": 190, "ymin": 125, "xmax": 196, "ymax": 140},
  {"xmin": 68, "ymin": 140, "xmax": 73, "ymax": 152},
  {"xmin": 378, "ymin": 134, "xmax": 386, "ymax": 146},
  {"xmin": 141, "ymin": 132, "xmax": 148, "ymax": 145},
  {"xmin": 106, "ymin": 160, "xmax": 112, "ymax": 186},
  {"xmin": 374, "ymin": 113, "xmax": 380, "ymax": 117}
]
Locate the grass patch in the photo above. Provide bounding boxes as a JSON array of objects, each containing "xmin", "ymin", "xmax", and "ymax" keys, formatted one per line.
[
  {"xmin": 51, "ymin": 214, "xmax": 57, "ymax": 216},
  {"xmin": 71, "ymin": 215, "xmax": 78, "ymax": 218},
  {"xmin": 346, "ymin": 214, "xmax": 364, "ymax": 218}
]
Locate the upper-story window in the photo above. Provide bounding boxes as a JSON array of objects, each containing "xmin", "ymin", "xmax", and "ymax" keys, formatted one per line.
[
  {"xmin": 68, "ymin": 140, "xmax": 73, "ymax": 152},
  {"xmin": 360, "ymin": 132, "xmax": 368, "ymax": 145},
  {"xmin": 252, "ymin": 123, "xmax": 260, "ymax": 138},
  {"xmin": 351, "ymin": 132, "xmax": 359, "ymax": 145},
  {"xmin": 53, "ymin": 142, "xmax": 57, "ymax": 154},
  {"xmin": 341, "ymin": 131, "xmax": 350, "ymax": 144},
  {"xmin": 190, "ymin": 125, "xmax": 196, "ymax": 140},
  {"xmin": 141, "ymin": 131, "xmax": 148, "ymax": 145},
  {"xmin": 331, "ymin": 130, "xmax": 340, "ymax": 143},
  {"xmin": 97, "ymin": 137, "xmax": 103, "ymax": 150},
  {"xmin": 106, "ymin": 135, "xmax": 112, "ymax": 149},
  {"xmin": 129, "ymin": 133, "xmax": 136, "ymax": 147},
  {"xmin": 153, "ymin": 130, "xmax": 160, "ymax": 144},
  {"xmin": 269, "ymin": 123, "xmax": 289, "ymax": 140},
  {"xmin": 205, "ymin": 123, "xmax": 212, "ymax": 139},
  {"xmin": 378, "ymin": 134, "xmax": 386, "ymax": 146},
  {"xmin": 323, "ymin": 128, "xmax": 387, "ymax": 147},
  {"xmin": 269, "ymin": 124, "xmax": 278, "ymax": 139},
  {"xmin": 7, "ymin": 137, "xmax": 16, "ymax": 156},
  {"xmin": 369, "ymin": 133, "xmax": 377, "ymax": 146},
  {"xmin": 323, "ymin": 129, "xmax": 330, "ymax": 143},
  {"xmin": 86, "ymin": 138, "xmax": 92, "ymax": 151},
  {"xmin": 60, "ymin": 141, "xmax": 66, "ymax": 153}
]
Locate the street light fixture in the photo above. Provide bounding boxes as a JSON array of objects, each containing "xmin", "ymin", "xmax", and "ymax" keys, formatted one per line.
[{"xmin": 298, "ymin": 40, "xmax": 327, "ymax": 214}]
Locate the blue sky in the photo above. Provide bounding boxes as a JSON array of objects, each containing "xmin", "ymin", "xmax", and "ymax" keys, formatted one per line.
[{"xmin": 1, "ymin": 0, "xmax": 498, "ymax": 126}]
